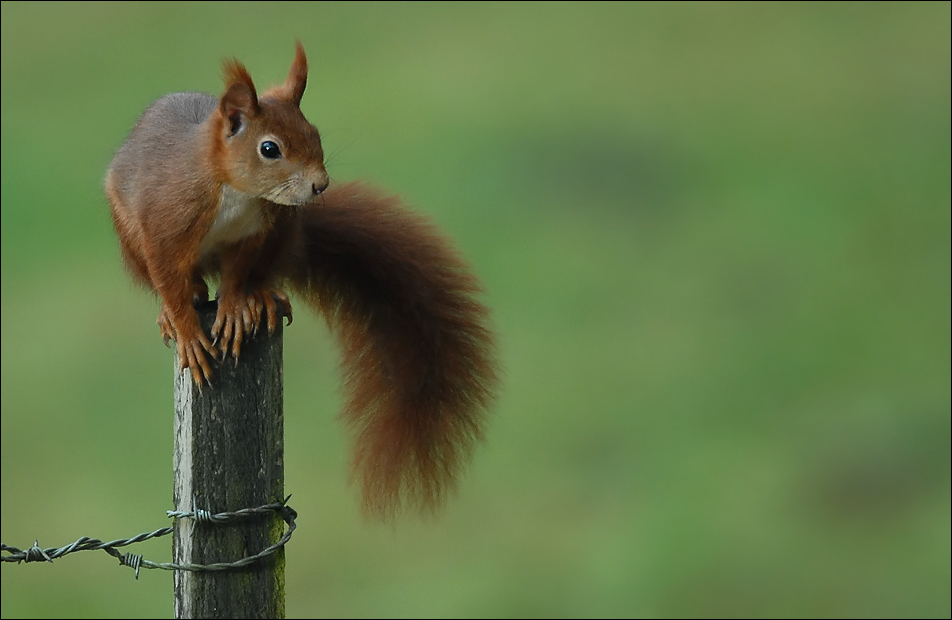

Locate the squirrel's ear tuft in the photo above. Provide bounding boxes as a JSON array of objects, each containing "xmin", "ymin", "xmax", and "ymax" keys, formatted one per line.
[
  {"xmin": 220, "ymin": 60, "xmax": 260, "ymax": 135},
  {"xmin": 258, "ymin": 42, "xmax": 308, "ymax": 107},
  {"xmin": 282, "ymin": 42, "xmax": 308, "ymax": 107}
]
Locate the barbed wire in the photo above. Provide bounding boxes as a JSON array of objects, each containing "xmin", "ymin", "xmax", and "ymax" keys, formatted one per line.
[{"xmin": 1, "ymin": 496, "xmax": 297, "ymax": 579}]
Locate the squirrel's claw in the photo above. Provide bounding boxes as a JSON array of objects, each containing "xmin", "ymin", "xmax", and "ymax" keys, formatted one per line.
[
  {"xmin": 270, "ymin": 290, "xmax": 293, "ymax": 328},
  {"xmin": 157, "ymin": 309, "xmax": 175, "ymax": 348}
]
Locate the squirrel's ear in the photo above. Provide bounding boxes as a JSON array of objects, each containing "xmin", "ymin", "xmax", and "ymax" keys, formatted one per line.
[
  {"xmin": 283, "ymin": 42, "xmax": 308, "ymax": 107},
  {"xmin": 220, "ymin": 60, "xmax": 260, "ymax": 136}
]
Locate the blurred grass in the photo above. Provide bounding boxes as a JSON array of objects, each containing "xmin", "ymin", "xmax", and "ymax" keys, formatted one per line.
[{"xmin": 2, "ymin": 1, "xmax": 949, "ymax": 618}]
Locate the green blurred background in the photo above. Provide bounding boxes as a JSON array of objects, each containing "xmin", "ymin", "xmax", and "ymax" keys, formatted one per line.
[{"xmin": 2, "ymin": 2, "xmax": 949, "ymax": 617}]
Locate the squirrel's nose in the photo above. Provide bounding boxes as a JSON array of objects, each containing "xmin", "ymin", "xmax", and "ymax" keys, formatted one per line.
[{"xmin": 312, "ymin": 178, "xmax": 329, "ymax": 196}]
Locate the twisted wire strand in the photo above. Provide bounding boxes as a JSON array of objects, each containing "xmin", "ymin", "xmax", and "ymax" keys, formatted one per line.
[{"xmin": 1, "ymin": 496, "xmax": 297, "ymax": 579}]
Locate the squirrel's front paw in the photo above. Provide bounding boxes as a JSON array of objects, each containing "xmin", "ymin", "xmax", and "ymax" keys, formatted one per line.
[
  {"xmin": 177, "ymin": 335, "xmax": 218, "ymax": 387},
  {"xmin": 157, "ymin": 305, "xmax": 220, "ymax": 386},
  {"xmin": 212, "ymin": 290, "xmax": 292, "ymax": 359}
]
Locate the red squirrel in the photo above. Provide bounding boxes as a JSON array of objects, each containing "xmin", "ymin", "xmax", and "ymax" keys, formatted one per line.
[{"xmin": 105, "ymin": 44, "xmax": 497, "ymax": 517}]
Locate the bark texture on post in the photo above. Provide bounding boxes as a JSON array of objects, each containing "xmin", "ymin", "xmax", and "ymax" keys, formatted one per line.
[{"xmin": 173, "ymin": 301, "xmax": 285, "ymax": 619}]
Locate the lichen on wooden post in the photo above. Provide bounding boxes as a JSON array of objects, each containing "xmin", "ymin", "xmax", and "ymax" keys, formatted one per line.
[{"xmin": 173, "ymin": 301, "xmax": 286, "ymax": 619}]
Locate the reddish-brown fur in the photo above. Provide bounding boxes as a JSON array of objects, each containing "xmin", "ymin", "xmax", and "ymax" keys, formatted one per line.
[{"xmin": 105, "ymin": 44, "xmax": 498, "ymax": 517}]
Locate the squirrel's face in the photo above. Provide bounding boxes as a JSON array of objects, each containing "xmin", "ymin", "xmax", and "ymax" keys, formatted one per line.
[
  {"xmin": 214, "ymin": 43, "xmax": 329, "ymax": 206},
  {"xmin": 219, "ymin": 101, "xmax": 330, "ymax": 206}
]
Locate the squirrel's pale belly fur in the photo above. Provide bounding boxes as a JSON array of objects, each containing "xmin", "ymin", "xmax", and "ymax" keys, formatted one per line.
[
  {"xmin": 200, "ymin": 185, "xmax": 266, "ymax": 258},
  {"xmin": 104, "ymin": 43, "xmax": 498, "ymax": 517}
]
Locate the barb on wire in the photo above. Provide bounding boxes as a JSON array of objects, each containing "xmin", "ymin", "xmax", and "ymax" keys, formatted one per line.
[{"xmin": 1, "ymin": 496, "xmax": 297, "ymax": 579}]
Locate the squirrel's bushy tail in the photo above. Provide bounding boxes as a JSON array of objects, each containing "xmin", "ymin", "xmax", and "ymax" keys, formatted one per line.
[{"xmin": 283, "ymin": 181, "xmax": 497, "ymax": 517}]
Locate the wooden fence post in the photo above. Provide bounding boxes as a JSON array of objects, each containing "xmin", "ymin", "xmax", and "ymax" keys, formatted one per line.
[{"xmin": 173, "ymin": 301, "xmax": 285, "ymax": 619}]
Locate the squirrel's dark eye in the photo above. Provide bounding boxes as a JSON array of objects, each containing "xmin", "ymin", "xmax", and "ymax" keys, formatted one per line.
[{"xmin": 260, "ymin": 140, "xmax": 282, "ymax": 159}]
